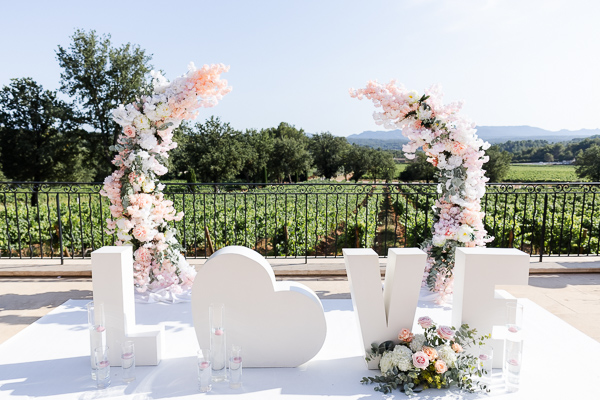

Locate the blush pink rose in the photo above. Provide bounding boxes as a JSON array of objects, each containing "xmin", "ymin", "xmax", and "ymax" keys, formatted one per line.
[
  {"xmin": 452, "ymin": 343, "xmax": 464, "ymax": 353},
  {"xmin": 123, "ymin": 125, "xmax": 136, "ymax": 138},
  {"xmin": 434, "ymin": 360, "xmax": 448, "ymax": 374},
  {"xmin": 418, "ymin": 316, "xmax": 434, "ymax": 329},
  {"xmin": 398, "ymin": 329, "xmax": 414, "ymax": 343},
  {"xmin": 134, "ymin": 247, "xmax": 152, "ymax": 265},
  {"xmin": 132, "ymin": 224, "xmax": 155, "ymax": 242},
  {"xmin": 412, "ymin": 351, "xmax": 430, "ymax": 370},
  {"xmin": 422, "ymin": 346, "xmax": 438, "ymax": 361},
  {"xmin": 437, "ymin": 326, "xmax": 455, "ymax": 340}
]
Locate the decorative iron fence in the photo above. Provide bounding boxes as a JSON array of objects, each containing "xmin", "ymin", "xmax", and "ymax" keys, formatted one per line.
[{"xmin": 1, "ymin": 182, "xmax": 599, "ymax": 263}]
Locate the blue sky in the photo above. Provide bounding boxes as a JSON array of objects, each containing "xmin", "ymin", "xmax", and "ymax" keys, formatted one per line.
[{"xmin": 1, "ymin": 0, "xmax": 598, "ymax": 136}]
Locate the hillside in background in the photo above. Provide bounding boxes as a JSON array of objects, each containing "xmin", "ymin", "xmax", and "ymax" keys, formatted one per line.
[{"xmin": 346, "ymin": 126, "xmax": 600, "ymax": 149}]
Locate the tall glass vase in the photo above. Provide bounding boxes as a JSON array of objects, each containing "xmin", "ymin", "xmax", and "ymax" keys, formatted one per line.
[
  {"xmin": 87, "ymin": 301, "xmax": 106, "ymax": 380},
  {"xmin": 210, "ymin": 303, "xmax": 227, "ymax": 382}
]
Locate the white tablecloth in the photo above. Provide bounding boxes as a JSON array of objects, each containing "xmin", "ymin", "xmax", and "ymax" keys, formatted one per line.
[{"xmin": 1, "ymin": 292, "xmax": 599, "ymax": 399}]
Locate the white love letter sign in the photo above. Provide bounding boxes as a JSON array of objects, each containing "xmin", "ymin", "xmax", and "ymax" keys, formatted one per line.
[
  {"xmin": 452, "ymin": 247, "xmax": 529, "ymax": 368},
  {"xmin": 343, "ymin": 248, "xmax": 426, "ymax": 369},
  {"xmin": 191, "ymin": 246, "xmax": 327, "ymax": 367},
  {"xmin": 91, "ymin": 246, "xmax": 163, "ymax": 366}
]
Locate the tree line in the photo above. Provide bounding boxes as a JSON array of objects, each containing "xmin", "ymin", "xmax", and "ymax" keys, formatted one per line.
[
  {"xmin": 0, "ymin": 29, "xmax": 418, "ymax": 184},
  {"xmin": 2, "ymin": 29, "xmax": 598, "ymax": 183}
]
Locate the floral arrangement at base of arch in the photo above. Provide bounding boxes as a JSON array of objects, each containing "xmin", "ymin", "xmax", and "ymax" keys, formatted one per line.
[
  {"xmin": 350, "ymin": 81, "xmax": 493, "ymax": 301},
  {"xmin": 101, "ymin": 63, "xmax": 231, "ymax": 296},
  {"xmin": 361, "ymin": 316, "xmax": 490, "ymax": 396}
]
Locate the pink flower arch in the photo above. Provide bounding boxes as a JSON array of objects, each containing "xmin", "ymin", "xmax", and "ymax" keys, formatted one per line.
[
  {"xmin": 100, "ymin": 63, "xmax": 231, "ymax": 297},
  {"xmin": 350, "ymin": 80, "xmax": 493, "ymax": 299}
]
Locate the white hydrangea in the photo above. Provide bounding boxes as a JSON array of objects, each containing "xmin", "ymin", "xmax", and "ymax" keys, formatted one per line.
[
  {"xmin": 138, "ymin": 133, "xmax": 158, "ymax": 151},
  {"xmin": 447, "ymin": 155, "xmax": 463, "ymax": 169},
  {"xmin": 380, "ymin": 345, "xmax": 413, "ymax": 374},
  {"xmin": 379, "ymin": 352, "xmax": 396, "ymax": 374},
  {"xmin": 436, "ymin": 345, "xmax": 457, "ymax": 368},
  {"xmin": 393, "ymin": 345, "xmax": 413, "ymax": 372},
  {"xmin": 409, "ymin": 334, "xmax": 425, "ymax": 352}
]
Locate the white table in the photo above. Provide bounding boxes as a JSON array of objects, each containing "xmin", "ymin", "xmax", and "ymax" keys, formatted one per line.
[{"xmin": 1, "ymin": 294, "xmax": 599, "ymax": 399}]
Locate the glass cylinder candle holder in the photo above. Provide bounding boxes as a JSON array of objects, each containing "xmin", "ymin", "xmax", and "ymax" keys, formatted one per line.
[
  {"xmin": 121, "ymin": 341, "xmax": 136, "ymax": 383},
  {"xmin": 228, "ymin": 345, "xmax": 242, "ymax": 389},
  {"xmin": 94, "ymin": 346, "xmax": 111, "ymax": 389},
  {"xmin": 197, "ymin": 348, "xmax": 212, "ymax": 392},
  {"xmin": 504, "ymin": 338, "xmax": 523, "ymax": 392},
  {"xmin": 87, "ymin": 301, "xmax": 106, "ymax": 380},
  {"xmin": 210, "ymin": 303, "xmax": 227, "ymax": 382},
  {"xmin": 506, "ymin": 302, "xmax": 524, "ymax": 335},
  {"xmin": 478, "ymin": 344, "xmax": 494, "ymax": 384}
]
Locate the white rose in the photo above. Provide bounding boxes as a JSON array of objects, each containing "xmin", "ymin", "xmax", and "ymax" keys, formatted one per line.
[
  {"xmin": 133, "ymin": 115, "xmax": 151, "ymax": 130},
  {"xmin": 156, "ymin": 103, "xmax": 171, "ymax": 119},
  {"xmin": 457, "ymin": 224, "xmax": 474, "ymax": 243},
  {"xmin": 406, "ymin": 90, "xmax": 420, "ymax": 104},
  {"xmin": 432, "ymin": 235, "xmax": 446, "ymax": 247},
  {"xmin": 143, "ymin": 180, "xmax": 155, "ymax": 193}
]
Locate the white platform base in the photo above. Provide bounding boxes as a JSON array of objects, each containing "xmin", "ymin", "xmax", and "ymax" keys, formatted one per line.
[{"xmin": 1, "ymin": 291, "xmax": 599, "ymax": 399}]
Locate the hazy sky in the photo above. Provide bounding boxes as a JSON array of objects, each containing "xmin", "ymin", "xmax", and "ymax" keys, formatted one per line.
[{"xmin": 1, "ymin": 0, "xmax": 598, "ymax": 136}]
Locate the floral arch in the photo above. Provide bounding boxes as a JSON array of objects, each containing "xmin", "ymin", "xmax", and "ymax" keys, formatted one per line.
[
  {"xmin": 101, "ymin": 63, "xmax": 231, "ymax": 299},
  {"xmin": 350, "ymin": 81, "xmax": 493, "ymax": 300}
]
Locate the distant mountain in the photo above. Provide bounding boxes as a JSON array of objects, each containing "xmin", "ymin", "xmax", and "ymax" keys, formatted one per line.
[
  {"xmin": 474, "ymin": 126, "xmax": 600, "ymax": 143},
  {"xmin": 347, "ymin": 130, "xmax": 404, "ymax": 140},
  {"xmin": 346, "ymin": 126, "xmax": 600, "ymax": 147}
]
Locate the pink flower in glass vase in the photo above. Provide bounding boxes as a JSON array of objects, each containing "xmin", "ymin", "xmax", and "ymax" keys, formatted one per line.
[
  {"xmin": 412, "ymin": 351, "xmax": 430, "ymax": 369},
  {"xmin": 436, "ymin": 326, "xmax": 455, "ymax": 340},
  {"xmin": 398, "ymin": 329, "xmax": 414, "ymax": 343}
]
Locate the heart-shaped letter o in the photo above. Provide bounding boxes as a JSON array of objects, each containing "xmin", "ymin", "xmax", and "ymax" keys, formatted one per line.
[{"xmin": 191, "ymin": 246, "xmax": 327, "ymax": 367}]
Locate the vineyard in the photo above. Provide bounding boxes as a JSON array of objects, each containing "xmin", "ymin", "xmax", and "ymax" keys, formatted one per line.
[
  {"xmin": 0, "ymin": 182, "xmax": 599, "ymax": 260},
  {"xmin": 504, "ymin": 164, "xmax": 581, "ymax": 182}
]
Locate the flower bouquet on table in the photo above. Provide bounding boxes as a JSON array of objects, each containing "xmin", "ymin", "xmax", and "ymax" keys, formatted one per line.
[{"xmin": 361, "ymin": 316, "xmax": 490, "ymax": 396}]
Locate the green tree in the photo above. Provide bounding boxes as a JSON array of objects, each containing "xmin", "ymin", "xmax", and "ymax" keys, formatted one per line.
[
  {"xmin": 368, "ymin": 149, "xmax": 396, "ymax": 183},
  {"xmin": 575, "ymin": 144, "xmax": 600, "ymax": 181},
  {"xmin": 308, "ymin": 132, "xmax": 349, "ymax": 179},
  {"xmin": 239, "ymin": 129, "xmax": 274, "ymax": 182},
  {"xmin": 398, "ymin": 152, "xmax": 436, "ymax": 182},
  {"xmin": 182, "ymin": 117, "xmax": 246, "ymax": 183},
  {"xmin": 484, "ymin": 145, "xmax": 512, "ymax": 182},
  {"xmin": 267, "ymin": 123, "xmax": 312, "ymax": 182},
  {"xmin": 56, "ymin": 29, "xmax": 153, "ymax": 179},
  {"xmin": 0, "ymin": 78, "xmax": 92, "ymax": 182},
  {"xmin": 343, "ymin": 144, "xmax": 374, "ymax": 182}
]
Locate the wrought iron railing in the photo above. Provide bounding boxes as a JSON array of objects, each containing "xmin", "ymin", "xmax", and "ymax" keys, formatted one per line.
[{"xmin": 1, "ymin": 182, "xmax": 598, "ymax": 263}]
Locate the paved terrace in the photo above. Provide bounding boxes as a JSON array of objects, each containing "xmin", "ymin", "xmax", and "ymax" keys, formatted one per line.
[{"xmin": 1, "ymin": 255, "xmax": 599, "ymax": 345}]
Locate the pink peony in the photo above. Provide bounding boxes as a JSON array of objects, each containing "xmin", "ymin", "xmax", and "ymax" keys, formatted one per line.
[
  {"xmin": 418, "ymin": 316, "xmax": 434, "ymax": 329},
  {"xmin": 436, "ymin": 326, "xmax": 455, "ymax": 340},
  {"xmin": 398, "ymin": 329, "xmax": 414, "ymax": 343},
  {"xmin": 412, "ymin": 351, "xmax": 429, "ymax": 370},
  {"xmin": 132, "ymin": 224, "xmax": 156, "ymax": 242},
  {"xmin": 134, "ymin": 247, "xmax": 152, "ymax": 265},
  {"xmin": 434, "ymin": 360, "xmax": 448, "ymax": 374}
]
